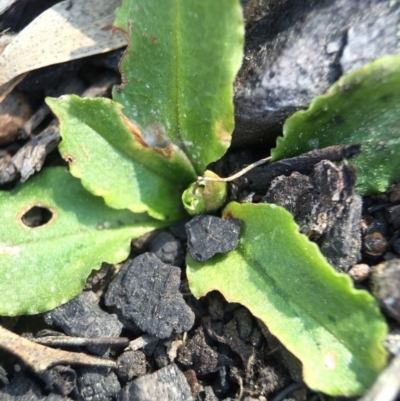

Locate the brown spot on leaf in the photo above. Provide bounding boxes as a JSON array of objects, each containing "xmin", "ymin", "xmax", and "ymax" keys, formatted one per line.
[
  {"xmin": 63, "ymin": 154, "xmax": 76, "ymax": 164},
  {"xmin": 151, "ymin": 35, "xmax": 158, "ymax": 43},
  {"xmin": 120, "ymin": 114, "xmax": 174, "ymax": 159},
  {"xmin": 224, "ymin": 211, "xmax": 234, "ymax": 219}
]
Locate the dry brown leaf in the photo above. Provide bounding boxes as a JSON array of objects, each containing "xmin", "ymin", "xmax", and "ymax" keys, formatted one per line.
[{"xmin": 0, "ymin": 0, "xmax": 126, "ymax": 100}]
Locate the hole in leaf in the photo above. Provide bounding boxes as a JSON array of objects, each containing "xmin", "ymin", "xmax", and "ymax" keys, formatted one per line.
[{"xmin": 21, "ymin": 206, "xmax": 54, "ymax": 228}]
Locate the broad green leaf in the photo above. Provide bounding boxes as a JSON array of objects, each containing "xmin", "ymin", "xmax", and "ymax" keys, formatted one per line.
[
  {"xmin": 47, "ymin": 96, "xmax": 196, "ymax": 221},
  {"xmin": 113, "ymin": 0, "xmax": 244, "ymax": 174},
  {"xmin": 272, "ymin": 55, "xmax": 400, "ymax": 194},
  {"xmin": 187, "ymin": 202, "xmax": 387, "ymax": 395},
  {"xmin": 0, "ymin": 168, "xmax": 164, "ymax": 316}
]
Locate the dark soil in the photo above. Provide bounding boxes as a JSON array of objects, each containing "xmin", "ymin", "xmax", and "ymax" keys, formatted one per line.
[{"xmin": 1, "ymin": 1, "xmax": 400, "ymax": 401}]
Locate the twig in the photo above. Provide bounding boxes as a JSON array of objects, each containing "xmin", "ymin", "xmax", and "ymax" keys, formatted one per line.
[
  {"xmin": 0, "ymin": 325, "xmax": 116, "ymax": 373},
  {"xmin": 32, "ymin": 335, "xmax": 129, "ymax": 348}
]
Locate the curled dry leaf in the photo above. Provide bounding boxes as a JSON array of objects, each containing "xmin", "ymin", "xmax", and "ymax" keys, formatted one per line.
[{"xmin": 0, "ymin": 0, "xmax": 126, "ymax": 100}]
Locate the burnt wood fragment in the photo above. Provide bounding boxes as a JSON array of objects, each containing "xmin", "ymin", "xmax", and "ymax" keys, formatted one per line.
[
  {"xmin": 117, "ymin": 363, "xmax": 192, "ymax": 401},
  {"xmin": 105, "ymin": 253, "xmax": 194, "ymax": 339},
  {"xmin": 44, "ymin": 291, "xmax": 122, "ymax": 356},
  {"xmin": 75, "ymin": 366, "xmax": 120, "ymax": 401},
  {"xmin": 177, "ymin": 327, "xmax": 219, "ymax": 375},
  {"xmin": 116, "ymin": 351, "xmax": 146, "ymax": 384},
  {"xmin": 185, "ymin": 215, "xmax": 242, "ymax": 262},
  {"xmin": 245, "ymin": 144, "xmax": 360, "ymax": 194},
  {"xmin": 148, "ymin": 231, "xmax": 185, "ymax": 266},
  {"xmin": 263, "ymin": 160, "xmax": 361, "ymax": 271}
]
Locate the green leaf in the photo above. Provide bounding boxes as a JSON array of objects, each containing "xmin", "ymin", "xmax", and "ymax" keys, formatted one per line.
[
  {"xmin": 0, "ymin": 168, "xmax": 164, "ymax": 316},
  {"xmin": 187, "ymin": 202, "xmax": 387, "ymax": 395},
  {"xmin": 272, "ymin": 55, "xmax": 400, "ymax": 194},
  {"xmin": 113, "ymin": 0, "xmax": 244, "ymax": 174},
  {"xmin": 47, "ymin": 96, "xmax": 196, "ymax": 221}
]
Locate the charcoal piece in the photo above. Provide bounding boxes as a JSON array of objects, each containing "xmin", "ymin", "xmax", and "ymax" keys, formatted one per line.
[
  {"xmin": 203, "ymin": 316, "xmax": 256, "ymax": 369},
  {"xmin": 44, "ymin": 291, "xmax": 122, "ymax": 356},
  {"xmin": 393, "ymin": 237, "xmax": 400, "ymax": 256},
  {"xmin": 75, "ymin": 366, "xmax": 120, "ymax": 401},
  {"xmin": 371, "ymin": 259, "xmax": 400, "ymax": 322},
  {"xmin": 263, "ymin": 160, "xmax": 361, "ymax": 271},
  {"xmin": 0, "ymin": 370, "xmax": 72, "ymax": 401},
  {"xmin": 233, "ymin": 308, "xmax": 254, "ymax": 342},
  {"xmin": 255, "ymin": 366, "xmax": 287, "ymax": 396},
  {"xmin": 177, "ymin": 327, "xmax": 219, "ymax": 374},
  {"xmin": 39, "ymin": 365, "xmax": 76, "ymax": 396},
  {"xmin": 386, "ymin": 205, "xmax": 400, "ymax": 229},
  {"xmin": 246, "ymin": 144, "xmax": 360, "ymax": 194},
  {"xmin": 105, "ymin": 253, "xmax": 194, "ymax": 339},
  {"xmin": 185, "ymin": 215, "xmax": 242, "ymax": 262},
  {"xmin": 207, "ymin": 291, "xmax": 228, "ymax": 321},
  {"xmin": 148, "ymin": 231, "xmax": 185, "ymax": 266},
  {"xmin": 263, "ymin": 172, "xmax": 314, "ymax": 232},
  {"xmin": 154, "ymin": 343, "xmax": 170, "ymax": 369},
  {"xmin": 320, "ymin": 194, "xmax": 362, "ymax": 271},
  {"xmin": 116, "ymin": 350, "xmax": 146, "ymax": 383},
  {"xmin": 365, "ymin": 210, "xmax": 389, "ymax": 237},
  {"xmin": 168, "ymin": 220, "xmax": 189, "ymax": 241},
  {"xmin": 117, "ymin": 363, "xmax": 192, "ymax": 401}
]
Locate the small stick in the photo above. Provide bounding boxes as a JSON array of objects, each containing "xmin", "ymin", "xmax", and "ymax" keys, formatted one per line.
[
  {"xmin": 198, "ymin": 156, "xmax": 272, "ymax": 183},
  {"xmin": 127, "ymin": 334, "xmax": 159, "ymax": 351},
  {"xmin": 32, "ymin": 335, "xmax": 129, "ymax": 348}
]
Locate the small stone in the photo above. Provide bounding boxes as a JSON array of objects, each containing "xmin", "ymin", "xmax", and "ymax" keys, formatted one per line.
[
  {"xmin": 348, "ymin": 264, "xmax": 371, "ymax": 282},
  {"xmin": 371, "ymin": 259, "xmax": 400, "ymax": 322},
  {"xmin": 185, "ymin": 215, "xmax": 242, "ymax": 262},
  {"xmin": 363, "ymin": 232, "xmax": 388, "ymax": 257},
  {"xmin": 116, "ymin": 350, "xmax": 146, "ymax": 383}
]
